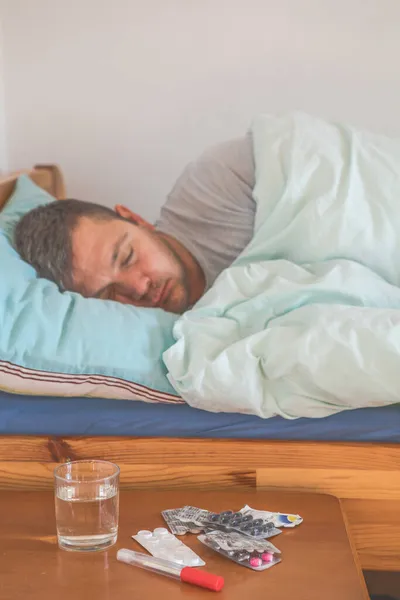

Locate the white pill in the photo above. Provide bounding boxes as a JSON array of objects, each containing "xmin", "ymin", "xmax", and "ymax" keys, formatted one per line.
[
  {"xmin": 163, "ymin": 537, "xmax": 180, "ymax": 547},
  {"xmin": 180, "ymin": 552, "xmax": 197, "ymax": 566},
  {"xmin": 154, "ymin": 528, "xmax": 169, "ymax": 537},
  {"xmin": 147, "ymin": 538, "xmax": 160, "ymax": 546},
  {"xmin": 137, "ymin": 530, "xmax": 153, "ymax": 539}
]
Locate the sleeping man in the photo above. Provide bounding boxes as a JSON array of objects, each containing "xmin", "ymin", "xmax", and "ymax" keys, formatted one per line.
[
  {"xmin": 14, "ymin": 134, "xmax": 255, "ymax": 314},
  {"xmin": 14, "ymin": 113, "xmax": 400, "ymax": 418}
]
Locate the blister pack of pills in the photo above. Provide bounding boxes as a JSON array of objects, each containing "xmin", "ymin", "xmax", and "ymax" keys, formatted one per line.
[
  {"xmin": 239, "ymin": 505, "xmax": 303, "ymax": 528},
  {"xmin": 198, "ymin": 530, "xmax": 281, "ymax": 571},
  {"xmin": 132, "ymin": 528, "xmax": 205, "ymax": 567},
  {"xmin": 162, "ymin": 506, "xmax": 211, "ymax": 535},
  {"xmin": 202, "ymin": 510, "xmax": 282, "ymax": 539}
]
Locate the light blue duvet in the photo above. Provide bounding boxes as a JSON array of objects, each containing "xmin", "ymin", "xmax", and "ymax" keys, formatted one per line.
[{"xmin": 164, "ymin": 113, "xmax": 400, "ymax": 418}]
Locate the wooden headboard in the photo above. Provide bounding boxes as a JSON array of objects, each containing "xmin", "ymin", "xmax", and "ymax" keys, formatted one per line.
[{"xmin": 0, "ymin": 164, "xmax": 66, "ymax": 211}]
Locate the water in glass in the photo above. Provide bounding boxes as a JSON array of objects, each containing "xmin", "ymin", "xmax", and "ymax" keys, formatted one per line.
[{"xmin": 54, "ymin": 460, "xmax": 119, "ymax": 552}]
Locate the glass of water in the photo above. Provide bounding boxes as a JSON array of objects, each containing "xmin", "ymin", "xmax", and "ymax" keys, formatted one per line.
[{"xmin": 54, "ymin": 460, "xmax": 120, "ymax": 552}]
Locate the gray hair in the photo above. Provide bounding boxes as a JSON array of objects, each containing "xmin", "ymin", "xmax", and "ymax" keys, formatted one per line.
[{"xmin": 14, "ymin": 199, "xmax": 121, "ymax": 290}]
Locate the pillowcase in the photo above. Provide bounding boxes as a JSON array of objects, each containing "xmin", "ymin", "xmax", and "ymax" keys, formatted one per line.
[{"xmin": 0, "ymin": 175, "xmax": 181, "ymax": 403}]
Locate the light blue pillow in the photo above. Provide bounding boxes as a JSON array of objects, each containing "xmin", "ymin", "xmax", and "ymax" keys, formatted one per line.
[{"xmin": 0, "ymin": 175, "xmax": 181, "ymax": 403}]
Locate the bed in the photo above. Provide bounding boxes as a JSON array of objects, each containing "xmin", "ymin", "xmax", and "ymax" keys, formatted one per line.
[{"xmin": 0, "ymin": 165, "xmax": 399, "ymax": 572}]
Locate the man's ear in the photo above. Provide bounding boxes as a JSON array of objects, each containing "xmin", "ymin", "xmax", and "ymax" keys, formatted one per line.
[{"xmin": 115, "ymin": 205, "xmax": 155, "ymax": 230}]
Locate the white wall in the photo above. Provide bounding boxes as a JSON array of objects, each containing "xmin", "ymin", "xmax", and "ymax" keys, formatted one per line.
[
  {"xmin": 1, "ymin": 0, "xmax": 400, "ymax": 219},
  {"xmin": 0, "ymin": 12, "xmax": 7, "ymax": 174}
]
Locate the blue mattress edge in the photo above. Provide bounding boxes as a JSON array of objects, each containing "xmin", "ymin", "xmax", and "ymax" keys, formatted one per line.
[{"xmin": 0, "ymin": 392, "xmax": 399, "ymax": 443}]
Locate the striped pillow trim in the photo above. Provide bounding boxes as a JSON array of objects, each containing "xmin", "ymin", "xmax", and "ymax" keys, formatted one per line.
[{"xmin": 0, "ymin": 360, "xmax": 183, "ymax": 404}]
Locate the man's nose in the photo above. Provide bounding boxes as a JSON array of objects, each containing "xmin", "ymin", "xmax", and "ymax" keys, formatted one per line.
[{"xmin": 117, "ymin": 269, "xmax": 151, "ymax": 299}]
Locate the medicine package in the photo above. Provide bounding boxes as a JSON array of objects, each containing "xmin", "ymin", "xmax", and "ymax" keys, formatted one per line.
[
  {"xmin": 198, "ymin": 530, "xmax": 281, "ymax": 571},
  {"xmin": 132, "ymin": 528, "xmax": 205, "ymax": 567}
]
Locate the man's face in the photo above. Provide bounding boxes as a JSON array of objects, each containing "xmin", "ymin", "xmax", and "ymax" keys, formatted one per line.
[{"xmin": 70, "ymin": 208, "xmax": 199, "ymax": 314}]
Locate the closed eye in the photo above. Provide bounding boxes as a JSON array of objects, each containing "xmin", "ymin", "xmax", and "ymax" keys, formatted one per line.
[{"xmin": 121, "ymin": 247, "xmax": 133, "ymax": 268}]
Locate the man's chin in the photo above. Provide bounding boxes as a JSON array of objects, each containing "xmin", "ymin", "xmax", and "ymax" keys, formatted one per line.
[
  {"xmin": 162, "ymin": 286, "xmax": 189, "ymax": 314},
  {"xmin": 162, "ymin": 299, "xmax": 188, "ymax": 315}
]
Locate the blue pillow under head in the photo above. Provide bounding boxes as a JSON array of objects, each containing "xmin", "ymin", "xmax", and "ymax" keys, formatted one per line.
[{"xmin": 0, "ymin": 175, "xmax": 181, "ymax": 403}]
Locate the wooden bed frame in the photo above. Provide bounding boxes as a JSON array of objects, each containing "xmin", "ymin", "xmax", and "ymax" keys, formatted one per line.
[{"xmin": 1, "ymin": 166, "xmax": 399, "ymax": 572}]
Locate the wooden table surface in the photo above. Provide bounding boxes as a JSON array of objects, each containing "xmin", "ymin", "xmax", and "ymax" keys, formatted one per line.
[{"xmin": 0, "ymin": 489, "xmax": 369, "ymax": 600}]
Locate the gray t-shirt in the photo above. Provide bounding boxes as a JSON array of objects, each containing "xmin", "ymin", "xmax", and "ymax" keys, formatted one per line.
[{"xmin": 156, "ymin": 133, "xmax": 256, "ymax": 289}]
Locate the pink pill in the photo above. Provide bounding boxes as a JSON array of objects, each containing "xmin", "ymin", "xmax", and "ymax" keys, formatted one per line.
[
  {"xmin": 261, "ymin": 552, "xmax": 274, "ymax": 563},
  {"xmin": 249, "ymin": 556, "xmax": 262, "ymax": 568}
]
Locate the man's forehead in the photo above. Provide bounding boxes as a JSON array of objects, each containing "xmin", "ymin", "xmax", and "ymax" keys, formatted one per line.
[
  {"xmin": 71, "ymin": 217, "xmax": 121, "ymax": 294},
  {"xmin": 73, "ymin": 215, "xmax": 131, "ymax": 250},
  {"xmin": 75, "ymin": 214, "xmax": 122, "ymax": 234}
]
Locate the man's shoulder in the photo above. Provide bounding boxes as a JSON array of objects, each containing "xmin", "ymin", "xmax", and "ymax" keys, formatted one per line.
[
  {"xmin": 197, "ymin": 132, "xmax": 254, "ymax": 180},
  {"xmin": 159, "ymin": 132, "xmax": 256, "ymax": 215},
  {"xmin": 156, "ymin": 132, "xmax": 256, "ymax": 289},
  {"xmin": 166, "ymin": 133, "xmax": 255, "ymax": 204}
]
